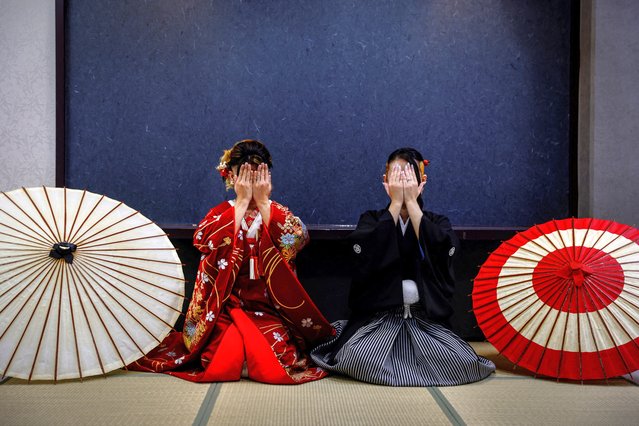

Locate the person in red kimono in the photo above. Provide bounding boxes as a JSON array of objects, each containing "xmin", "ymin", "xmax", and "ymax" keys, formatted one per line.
[{"xmin": 131, "ymin": 140, "xmax": 333, "ymax": 384}]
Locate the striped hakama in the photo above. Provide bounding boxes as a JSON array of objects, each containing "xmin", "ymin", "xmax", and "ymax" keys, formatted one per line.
[{"xmin": 311, "ymin": 306, "xmax": 495, "ymax": 387}]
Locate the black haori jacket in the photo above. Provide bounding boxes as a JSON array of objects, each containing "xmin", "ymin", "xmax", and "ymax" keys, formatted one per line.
[{"xmin": 347, "ymin": 208, "xmax": 460, "ymax": 328}]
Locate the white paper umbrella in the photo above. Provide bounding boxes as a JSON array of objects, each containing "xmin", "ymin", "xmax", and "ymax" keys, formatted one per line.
[{"xmin": 0, "ymin": 187, "xmax": 185, "ymax": 381}]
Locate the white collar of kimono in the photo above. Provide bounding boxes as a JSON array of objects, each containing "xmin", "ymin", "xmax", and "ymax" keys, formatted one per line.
[
  {"xmin": 399, "ymin": 216, "xmax": 410, "ymax": 236},
  {"xmin": 227, "ymin": 200, "xmax": 271, "ymax": 239}
]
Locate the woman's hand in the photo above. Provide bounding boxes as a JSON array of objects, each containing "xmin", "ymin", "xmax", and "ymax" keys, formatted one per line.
[
  {"xmin": 252, "ymin": 163, "xmax": 271, "ymax": 205},
  {"xmin": 384, "ymin": 164, "xmax": 404, "ymax": 223},
  {"xmin": 252, "ymin": 163, "xmax": 272, "ymax": 226},
  {"xmin": 234, "ymin": 163, "xmax": 253, "ymax": 206},
  {"xmin": 233, "ymin": 163, "xmax": 253, "ymax": 233},
  {"xmin": 402, "ymin": 164, "xmax": 425, "ymax": 204},
  {"xmin": 402, "ymin": 164, "xmax": 425, "ymax": 237},
  {"xmin": 383, "ymin": 164, "xmax": 404, "ymax": 205}
]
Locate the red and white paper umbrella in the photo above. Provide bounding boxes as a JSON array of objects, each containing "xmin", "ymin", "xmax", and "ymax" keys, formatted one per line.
[{"xmin": 473, "ymin": 218, "xmax": 639, "ymax": 380}]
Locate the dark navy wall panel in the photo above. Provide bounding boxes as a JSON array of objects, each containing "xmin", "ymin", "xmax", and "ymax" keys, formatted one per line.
[{"xmin": 66, "ymin": 0, "xmax": 572, "ymax": 226}]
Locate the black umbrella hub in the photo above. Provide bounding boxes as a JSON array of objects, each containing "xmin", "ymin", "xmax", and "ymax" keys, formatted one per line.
[{"xmin": 49, "ymin": 242, "xmax": 78, "ymax": 264}]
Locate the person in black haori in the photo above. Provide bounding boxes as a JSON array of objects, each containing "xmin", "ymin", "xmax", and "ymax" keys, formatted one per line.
[{"xmin": 311, "ymin": 147, "xmax": 495, "ymax": 386}]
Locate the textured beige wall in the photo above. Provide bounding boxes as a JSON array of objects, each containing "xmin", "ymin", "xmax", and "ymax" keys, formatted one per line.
[
  {"xmin": 580, "ymin": 1, "xmax": 639, "ymax": 226},
  {"xmin": 0, "ymin": 0, "xmax": 56, "ymax": 192},
  {"xmin": 578, "ymin": 0, "xmax": 593, "ymax": 220}
]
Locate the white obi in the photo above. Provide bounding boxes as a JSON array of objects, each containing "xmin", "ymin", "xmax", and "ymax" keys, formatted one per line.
[{"xmin": 402, "ymin": 279, "xmax": 420, "ymax": 305}]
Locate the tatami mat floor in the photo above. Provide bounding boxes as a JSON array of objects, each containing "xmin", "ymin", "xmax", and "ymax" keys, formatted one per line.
[{"xmin": 1, "ymin": 343, "xmax": 637, "ymax": 426}]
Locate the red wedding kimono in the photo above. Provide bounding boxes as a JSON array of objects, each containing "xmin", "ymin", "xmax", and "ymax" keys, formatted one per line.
[{"xmin": 130, "ymin": 200, "xmax": 334, "ymax": 383}]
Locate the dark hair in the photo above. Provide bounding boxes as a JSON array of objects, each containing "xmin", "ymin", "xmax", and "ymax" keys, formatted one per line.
[
  {"xmin": 227, "ymin": 139, "xmax": 273, "ymax": 169},
  {"xmin": 386, "ymin": 147, "xmax": 425, "ymax": 207},
  {"xmin": 387, "ymin": 147, "xmax": 424, "ymax": 181}
]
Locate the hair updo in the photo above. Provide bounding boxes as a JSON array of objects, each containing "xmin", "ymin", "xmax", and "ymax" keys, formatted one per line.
[
  {"xmin": 217, "ymin": 139, "xmax": 273, "ymax": 189},
  {"xmin": 386, "ymin": 147, "xmax": 429, "ymax": 207}
]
